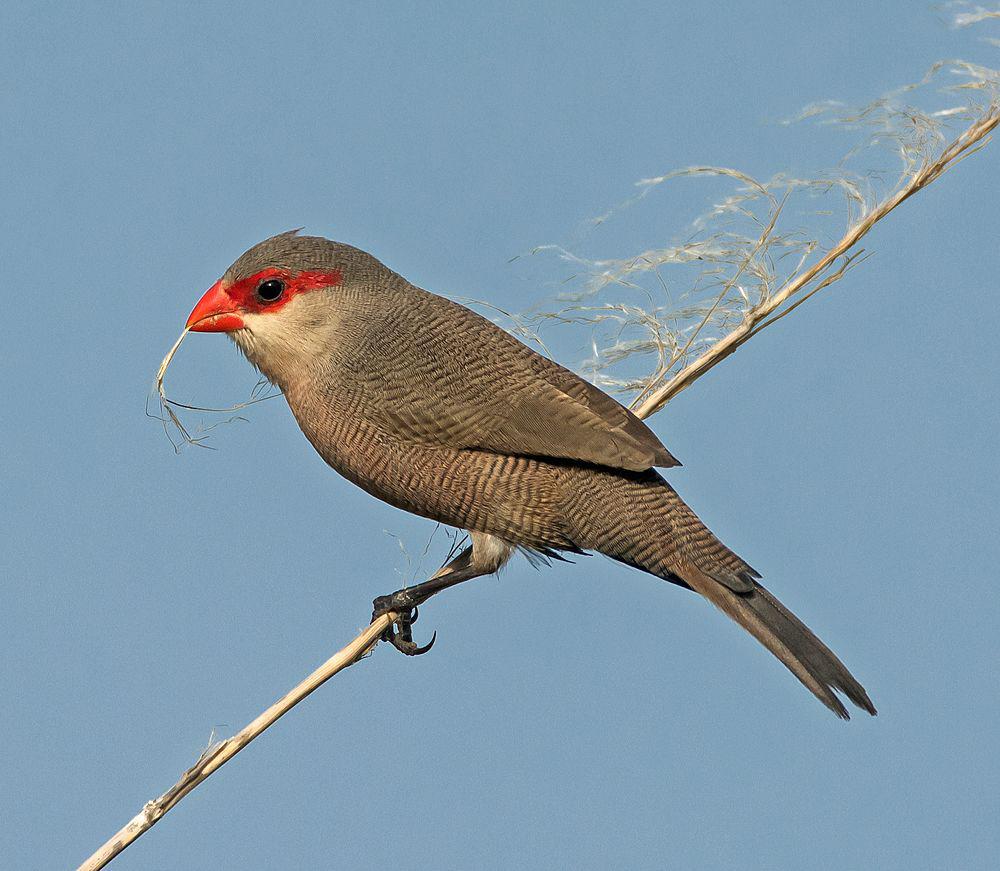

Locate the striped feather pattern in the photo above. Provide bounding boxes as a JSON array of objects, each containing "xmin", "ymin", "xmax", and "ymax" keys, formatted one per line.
[{"xmin": 226, "ymin": 232, "xmax": 875, "ymax": 718}]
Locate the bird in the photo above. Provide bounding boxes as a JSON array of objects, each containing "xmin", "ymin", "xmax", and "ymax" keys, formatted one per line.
[{"xmin": 185, "ymin": 230, "xmax": 876, "ymax": 719}]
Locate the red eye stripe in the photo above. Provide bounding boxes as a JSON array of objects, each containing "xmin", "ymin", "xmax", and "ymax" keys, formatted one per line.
[{"xmin": 225, "ymin": 267, "xmax": 343, "ymax": 314}]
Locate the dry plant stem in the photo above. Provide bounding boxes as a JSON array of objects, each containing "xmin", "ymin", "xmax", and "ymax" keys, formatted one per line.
[
  {"xmin": 81, "ymin": 104, "xmax": 998, "ymax": 871},
  {"xmin": 633, "ymin": 107, "xmax": 1000, "ymax": 419},
  {"xmin": 630, "ymin": 200, "xmax": 784, "ymax": 413},
  {"xmin": 77, "ymin": 613, "xmax": 397, "ymax": 871}
]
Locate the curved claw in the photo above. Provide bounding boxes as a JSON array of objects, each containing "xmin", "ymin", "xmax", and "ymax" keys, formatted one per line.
[
  {"xmin": 391, "ymin": 629, "xmax": 437, "ymax": 657},
  {"xmin": 376, "ymin": 604, "xmax": 436, "ymax": 656}
]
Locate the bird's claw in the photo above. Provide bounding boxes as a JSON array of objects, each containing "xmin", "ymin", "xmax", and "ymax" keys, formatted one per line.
[
  {"xmin": 372, "ymin": 596, "xmax": 437, "ymax": 656},
  {"xmin": 389, "ymin": 626, "xmax": 437, "ymax": 656}
]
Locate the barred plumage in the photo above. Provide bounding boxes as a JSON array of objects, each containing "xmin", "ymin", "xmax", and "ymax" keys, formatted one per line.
[{"xmin": 192, "ymin": 230, "xmax": 875, "ymax": 719}]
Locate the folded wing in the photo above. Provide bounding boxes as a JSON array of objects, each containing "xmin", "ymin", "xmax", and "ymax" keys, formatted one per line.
[{"xmin": 376, "ymin": 287, "xmax": 679, "ymax": 472}]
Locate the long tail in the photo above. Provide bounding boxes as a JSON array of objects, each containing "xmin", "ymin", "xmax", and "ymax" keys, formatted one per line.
[
  {"xmin": 567, "ymin": 468, "xmax": 876, "ymax": 718},
  {"xmin": 680, "ymin": 565, "xmax": 876, "ymax": 719}
]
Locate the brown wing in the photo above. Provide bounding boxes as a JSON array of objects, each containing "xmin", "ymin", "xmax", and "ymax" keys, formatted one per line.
[{"xmin": 375, "ymin": 286, "xmax": 679, "ymax": 472}]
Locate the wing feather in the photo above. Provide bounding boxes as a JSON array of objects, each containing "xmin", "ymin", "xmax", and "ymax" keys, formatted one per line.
[{"xmin": 374, "ymin": 286, "xmax": 678, "ymax": 472}]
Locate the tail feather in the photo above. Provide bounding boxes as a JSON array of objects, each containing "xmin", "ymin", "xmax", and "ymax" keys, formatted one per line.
[
  {"xmin": 562, "ymin": 466, "xmax": 875, "ymax": 718},
  {"xmin": 682, "ymin": 564, "xmax": 876, "ymax": 719}
]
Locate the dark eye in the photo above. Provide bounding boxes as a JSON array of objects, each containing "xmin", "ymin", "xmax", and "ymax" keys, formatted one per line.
[{"xmin": 256, "ymin": 278, "xmax": 285, "ymax": 302}]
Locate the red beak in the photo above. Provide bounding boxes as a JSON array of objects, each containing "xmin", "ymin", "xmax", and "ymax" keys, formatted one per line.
[{"xmin": 186, "ymin": 279, "xmax": 245, "ymax": 332}]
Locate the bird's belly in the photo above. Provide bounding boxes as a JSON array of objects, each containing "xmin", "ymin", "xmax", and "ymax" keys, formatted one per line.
[{"xmin": 286, "ymin": 391, "xmax": 569, "ymax": 547}]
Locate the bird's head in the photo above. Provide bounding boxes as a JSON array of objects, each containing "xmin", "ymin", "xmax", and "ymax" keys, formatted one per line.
[{"xmin": 186, "ymin": 230, "xmax": 392, "ymax": 384}]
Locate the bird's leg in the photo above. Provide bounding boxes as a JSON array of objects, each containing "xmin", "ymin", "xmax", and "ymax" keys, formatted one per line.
[{"xmin": 372, "ymin": 544, "xmax": 488, "ymax": 656}]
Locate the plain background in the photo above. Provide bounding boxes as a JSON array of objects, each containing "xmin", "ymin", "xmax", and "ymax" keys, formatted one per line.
[{"xmin": 2, "ymin": 2, "xmax": 998, "ymax": 869}]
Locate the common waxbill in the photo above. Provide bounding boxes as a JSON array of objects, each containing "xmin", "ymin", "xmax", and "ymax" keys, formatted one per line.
[{"xmin": 186, "ymin": 230, "xmax": 875, "ymax": 719}]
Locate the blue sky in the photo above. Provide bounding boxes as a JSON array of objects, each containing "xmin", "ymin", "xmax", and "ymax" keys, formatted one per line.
[{"xmin": 2, "ymin": 2, "xmax": 998, "ymax": 869}]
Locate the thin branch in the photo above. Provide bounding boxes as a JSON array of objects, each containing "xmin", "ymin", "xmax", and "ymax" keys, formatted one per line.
[
  {"xmin": 632, "ymin": 107, "xmax": 999, "ymax": 419},
  {"xmin": 745, "ymin": 249, "xmax": 873, "ymax": 339},
  {"xmin": 630, "ymin": 197, "xmax": 785, "ymax": 412},
  {"xmin": 78, "ymin": 614, "xmax": 397, "ymax": 871}
]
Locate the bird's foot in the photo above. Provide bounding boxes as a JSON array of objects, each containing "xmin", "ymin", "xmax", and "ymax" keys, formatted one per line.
[{"xmin": 372, "ymin": 593, "xmax": 437, "ymax": 656}]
